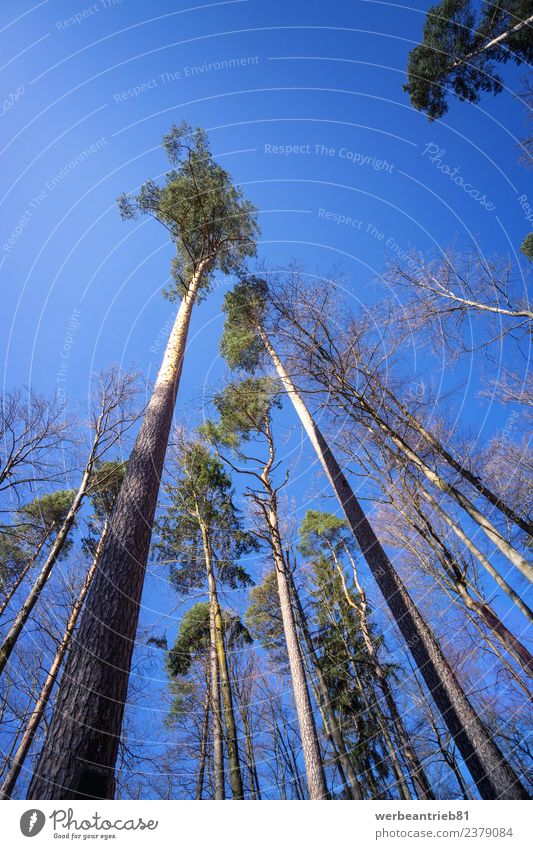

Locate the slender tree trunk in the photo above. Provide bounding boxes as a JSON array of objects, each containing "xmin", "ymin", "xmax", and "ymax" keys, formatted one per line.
[
  {"xmin": 200, "ymin": 523, "xmax": 244, "ymax": 800},
  {"xmin": 457, "ymin": 582, "xmax": 533, "ymax": 678},
  {"xmin": 241, "ymin": 711, "xmax": 261, "ymax": 800},
  {"xmin": 404, "ymin": 498, "xmax": 533, "ymax": 677},
  {"xmin": 0, "ymin": 521, "xmax": 109, "ymax": 799},
  {"xmin": 209, "ymin": 599, "xmax": 225, "ymax": 800},
  {"xmin": 196, "ymin": 666, "xmax": 210, "ymax": 801},
  {"xmin": 265, "ymin": 495, "xmax": 327, "ymax": 799},
  {"xmin": 259, "ymin": 329, "xmax": 529, "ymax": 800},
  {"xmin": 0, "ymin": 526, "xmax": 54, "ymax": 620},
  {"xmin": 362, "ymin": 402, "xmax": 532, "ymax": 581},
  {"xmin": 0, "ymin": 469, "xmax": 92, "ymax": 678},
  {"xmin": 417, "ymin": 482, "xmax": 532, "ymax": 622},
  {"xmin": 288, "ymin": 571, "xmax": 364, "ymax": 799},
  {"xmin": 378, "ymin": 385, "xmax": 532, "ymax": 536},
  {"xmin": 343, "ymin": 548, "xmax": 435, "ymax": 800},
  {"xmin": 27, "ymin": 262, "xmax": 208, "ymax": 800},
  {"xmin": 451, "ymin": 14, "xmax": 533, "ymax": 68}
]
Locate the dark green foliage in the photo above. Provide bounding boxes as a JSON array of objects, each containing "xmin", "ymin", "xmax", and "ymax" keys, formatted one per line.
[
  {"xmin": 0, "ymin": 535, "xmax": 28, "ymax": 590},
  {"xmin": 87, "ymin": 460, "xmax": 127, "ymax": 518},
  {"xmin": 520, "ymin": 231, "xmax": 533, "ymax": 259},
  {"xmin": 118, "ymin": 122, "xmax": 259, "ymax": 300},
  {"xmin": 18, "ymin": 489, "xmax": 75, "ymax": 532},
  {"xmin": 82, "ymin": 461, "xmax": 126, "ymax": 554},
  {"xmin": 305, "ymin": 554, "xmax": 385, "ymax": 777},
  {"xmin": 167, "ymin": 602, "xmax": 212, "ymax": 677},
  {"xmin": 156, "ymin": 439, "xmax": 256, "ymax": 594},
  {"xmin": 405, "ymin": 1, "xmax": 533, "ymax": 119},
  {"xmin": 245, "ymin": 569, "xmax": 286, "ymax": 655},
  {"xmin": 166, "ymin": 602, "xmax": 252, "ymax": 703},
  {"xmin": 203, "ymin": 377, "xmax": 281, "ymax": 450},
  {"xmin": 220, "ymin": 277, "xmax": 269, "ymax": 372}
]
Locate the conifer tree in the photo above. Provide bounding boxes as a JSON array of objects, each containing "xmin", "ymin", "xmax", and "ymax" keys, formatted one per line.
[
  {"xmin": 404, "ymin": 0, "xmax": 533, "ymax": 120},
  {"xmin": 156, "ymin": 438, "xmax": 256, "ymax": 799},
  {"xmin": 28, "ymin": 126, "xmax": 257, "ymax": 800},
  {"xmin": 205, "ymin": 378, "xmax": 328, "ymax": 800}
]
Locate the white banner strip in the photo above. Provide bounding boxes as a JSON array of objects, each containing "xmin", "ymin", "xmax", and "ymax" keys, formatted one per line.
[{"xmin": 2, "ymin": 799, "xmax": 531, "ymax": 848}]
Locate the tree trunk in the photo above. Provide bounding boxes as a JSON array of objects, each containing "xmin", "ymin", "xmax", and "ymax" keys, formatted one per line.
[
  {"xmin": 451, "ymin": 14, "xmax": 533, "ymax": 68},
  {"xmin": 210, "ymin": 600, "xmax": 225, "ymax": 800},
  {"xmin": 0, "ymin": 469, "xmax": 91, "ymax": 678},
  {"xmin": 266, "ymin": 500, "xmax": 328, "ymax": 800},
  {"xmin": 343, "ymin": 547, "xmax": 435, "ymax": 800},
  {"xmin": 378, "ymin": 385, "xmax": 532, "ymax": 536},
  {"xmin": 241, "ymin": 710, "xmax": 261, "ymax": 800},
  {"xmin": 195, "ymin": 666, "xmax": 210, "ymax": 800},
  {"xmin": 27, "ymin": 263, "xmax": 207, "ymax": 800},
  {"xmin": 259, "ymin": 328, "xmax": 529, "ymax": 800},
  {"xmin": 363, "ymin": 402, "xmax": 532, "ymax": 581},
  {"xmin": 0, "ymin": 526, "xmax": 54, "ymax": 620},
  {"xmin": 403, "ymin": 495, "xmax": 533, "ymax": 677},
  {"xmin": 200, "ymin": 521, "xmax": 244, "ymax": 800},
  {"xmin": 456, "ymin": 582, "xmax": 533, "ymax": 678},
  {"xmin": 417, "ymin": 482, "xmax": 532, "ymax": 622},
  {"xmin": 288, "ymin": 571, "xmax": 364, "ymax": 799},
  {"xmin": 0, "ymin": 520, "xmax": 109, "ymax": 799}
]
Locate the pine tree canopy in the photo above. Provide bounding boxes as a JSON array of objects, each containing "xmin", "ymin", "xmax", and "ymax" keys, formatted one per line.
[
  {"xmin": 156, "ymin": 439, "xmax": 256, "ymax": 594},
  {"xmin": 117, "ymin": 121, "xmax": 259, "ymax": 300},
  {"xmin": 220, "ymin": 277, "xmax": 269, "ymax": 372},
  {"xmin": 203, "ymin": 377, "xmax": 282, "ymax": 450},
  {"xmin": 405, "ymin": 0, "xmax": 533, "ymax": 119}
]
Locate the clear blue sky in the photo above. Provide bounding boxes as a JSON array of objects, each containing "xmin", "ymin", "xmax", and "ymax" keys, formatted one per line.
[
  {"xmin": 1, "ymin": 0, "xmax": 530, "ymax": 798},
  {"xmin": 1, "ymin": 0, "xmax": 530, "ymax": 416}
]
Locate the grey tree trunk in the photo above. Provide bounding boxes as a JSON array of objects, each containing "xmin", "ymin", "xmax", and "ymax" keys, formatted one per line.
[
  {"xmin": 27, "ymin": 264, "xmax": 207, "ymax": 800},
  {"xmin": 362, "ymin": 402, "xmax": 532, "ymax": 581},
  {"xmin": 200, "ymin": 521, "xmax": 244, "ymax": 800},
  {"xmin": 343, "ymin": 548, "xmax": 435, "ymax": 800},
  {"xmin": 288, "ymin": 571, "xmax": 364, "ymax": 799},
  {"xmin": 266, "ymin": 499, "xmax": 328, "ymax": 800},
  {"xmin": 377, "ymin": 385, "xmax": 532, "ymax": 536},
  {"xmin": 259, "ymin": 329, "xmax": 529, "ymax": 800},
  {"xmin": 210, "ymin": 600, "xmax": 225, "ymax": 800},
  {"xmin": 195, "ymin": 664, "xmax": 211, "ymax": 800}
]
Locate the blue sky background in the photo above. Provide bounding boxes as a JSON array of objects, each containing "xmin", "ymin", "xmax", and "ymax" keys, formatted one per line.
[{"xmin": 1, "ymin": 0, "xmax": 531, "ymax": 798}]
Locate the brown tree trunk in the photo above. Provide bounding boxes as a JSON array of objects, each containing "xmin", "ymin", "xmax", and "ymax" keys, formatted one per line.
[
  {"xmin": 457, "ymin": 583, "xmax": 533, "ymax": 678},
  {"xmin": 361, "ymin": 402, "xmax": 532, "ymax": 581},
  {"xmin": 417, "ymin": 482, "xmax": 532, "ymax": 622},
  {"xmin": 259, "ymin": 329, "xmax": 529, "ymax": 800},
  {"xmin": 402, "ymin": 495, "xmax": 533, "ymax": 677},
  {"xmin": 241, "ymin": 710, "xmax": 261, "ymax": 800},
  {"xmin": 343, "ymin": 547, "xmax": 435, "ymax": 800},
  {"xmin": 0, "ymin": 521, "xmax": 109, "ymax": 799},
  {"xmin": 27, "ymin": 263, "xmax": 207, "ymax": 800}
]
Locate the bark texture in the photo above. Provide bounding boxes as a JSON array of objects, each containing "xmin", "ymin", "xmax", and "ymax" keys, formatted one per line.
[
  {"xmin": 27, "ymin": 266, "xmax": 206, "ymax": 800},
  {"xmin": 260, "ymin": 329, "xmax": 529, "ymax": 800},
  {"xmin": 267, "ymin": 502, "xmax": 328, "ymax": 800}
]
